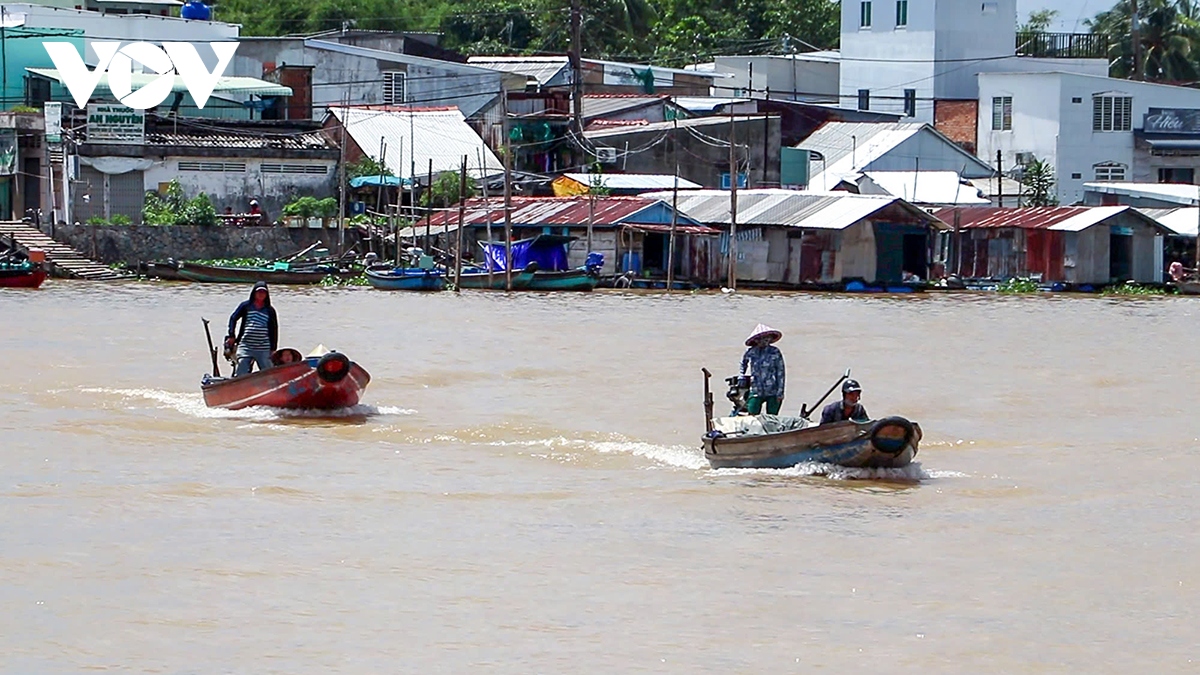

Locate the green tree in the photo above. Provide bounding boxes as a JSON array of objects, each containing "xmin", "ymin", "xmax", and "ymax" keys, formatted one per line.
[
  {"xmin": 1089, "ymin": 0, "xmax": 1200, "ymax": 81},
  {"xmin": 1022, "ymin": 157, "xmax": 1058, "ymax": 207},
  {"xmin": 1019, "ymin": 8, "xmax": 1059, "ymax": 33},
  {"xmin": 422, "ymin": 170, "xmax": 477, "ymax": 208},
  {"xmin": 346, "ymin": 156, "xmax": 394, "ymax": 180}
]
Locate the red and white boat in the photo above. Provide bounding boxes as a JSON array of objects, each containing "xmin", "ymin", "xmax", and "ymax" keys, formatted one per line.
[{"xmin": 201, "ymin": 345, "xmax": 370, "ymax": 410}]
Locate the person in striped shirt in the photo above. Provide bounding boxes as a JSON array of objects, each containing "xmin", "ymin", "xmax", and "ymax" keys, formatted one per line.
[{"xmin": 225, "ymin": 282, "xmax": 279, "ymax": 376}]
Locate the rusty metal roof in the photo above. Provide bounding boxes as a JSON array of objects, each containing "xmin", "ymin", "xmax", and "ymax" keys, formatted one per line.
[
  {"xmin": 931, "ymin": 206, "xmax": 1165, "ymax": 232},
  {"xmin": 400, "ymin": 196, "xmax": 702, "ymax": 237}
]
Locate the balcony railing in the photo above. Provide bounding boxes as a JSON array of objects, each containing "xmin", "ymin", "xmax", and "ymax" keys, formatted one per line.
[{"xmin": 1016, "ymin": 32, "xmax": 1109, "ymax": 59}]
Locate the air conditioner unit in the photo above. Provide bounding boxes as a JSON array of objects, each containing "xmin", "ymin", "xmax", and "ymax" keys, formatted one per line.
[
  {"xmin": 595, "ymin": 147, "xmax": 618, "ymax": 164},
  {"xmin": 1014, "ymin": 152, "xmax": 1034, "ymax": 166}
]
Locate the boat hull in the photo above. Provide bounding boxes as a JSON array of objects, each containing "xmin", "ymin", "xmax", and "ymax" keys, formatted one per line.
[
  {"xmin": 456, "ymin": 265, "xmax": 537, "ymax": 290},
  {"xmin": 0, "ymin": 268, "xmax": 47, "ymax": 288},
  {"xmin": 703, "ymin": 417, "xmax": 920, "ymax": 469},
  {"xmin": 144, "ymin": 261, "xmax": 187, "ymax": 281},
  {"xmin": 365, "ymin": 268, "xmax": 446, "ymax": 291},
  {"xmin": 178, "ymin": 262, "xmax": 356, "ymax": 285},
  {"xmin": 201, "ymin": 356, "xmax": 370, "ymax": 410},
  {"xmin": 528, "ymin": 269, "xmax": 599, "ymax": 291}
]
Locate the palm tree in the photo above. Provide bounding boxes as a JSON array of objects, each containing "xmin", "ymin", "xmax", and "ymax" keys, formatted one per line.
[{"xmin": 1089, "ymin": 0, "xmax": 1200, "ymax": 82}]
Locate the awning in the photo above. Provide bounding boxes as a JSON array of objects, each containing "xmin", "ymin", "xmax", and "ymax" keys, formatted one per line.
[
  {"xmin": 349, "ymin": 175, "xmax": 406, "ymax": 189},
  {"xmin": 621, "ymin": 222, "xmax": 721, "ymax": 236},
  {"xmin": 1143, "ymin": 138, "xmax": 1200, "ymax": 150},
  {"xmin": 25, "ymin": 67, "xmax": 292, "ymax": 98}
]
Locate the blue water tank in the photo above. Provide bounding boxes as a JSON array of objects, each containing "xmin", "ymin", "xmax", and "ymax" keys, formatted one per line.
[
  {"xmin": 621, "ymin": 252, "xmax": 641, "ymax": 274},
  {"xmin": 181, "ymin": 1, "xmax": 212, "ymax": 20}
]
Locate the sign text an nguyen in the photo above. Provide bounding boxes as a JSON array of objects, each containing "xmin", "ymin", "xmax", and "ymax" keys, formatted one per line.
[{"xmin": 87, "ymin": 104, "xmax": 145, "ymax": 145}]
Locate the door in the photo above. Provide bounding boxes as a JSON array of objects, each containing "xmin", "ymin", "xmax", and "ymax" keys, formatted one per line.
[{"xmin": 1110, "ymin": 228, "xmax": 1133, "ymax": 281}]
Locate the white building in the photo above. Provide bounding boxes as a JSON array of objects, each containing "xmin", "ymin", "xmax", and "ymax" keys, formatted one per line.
[
  {"xmin": 838, "ymin": 0, "xmax": 1107, "ymax": 129},
  {"xmin": 711, "ymin": 53, "xmax": 840, "ymax": 103},
  {"xmin": 977, "ymin": 71, "xmax": 1200, "ymax": 204},
  {"xmin": 0, "ymin": 2, "xmax": 237, "ymax": 42}
]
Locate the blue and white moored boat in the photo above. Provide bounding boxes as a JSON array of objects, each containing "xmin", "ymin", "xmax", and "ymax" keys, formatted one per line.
[{"xmin": 364, "ymin": 267, "xmax": 447, "ymax": 291}]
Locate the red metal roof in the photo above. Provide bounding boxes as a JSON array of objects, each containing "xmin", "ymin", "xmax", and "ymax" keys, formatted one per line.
[
  {"xmin": 424, "ymin": 196, "xmax": 672, "ymax": 228},
  {"xmin": 932, "ymin": 206, "xmax": 1120, "ymax": 230}
]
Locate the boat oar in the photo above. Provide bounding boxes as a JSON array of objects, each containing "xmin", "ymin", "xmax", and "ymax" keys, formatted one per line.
[
  {"xmin": 201, "ymin": 318, "xmax": 221, "ymax": 377},
  {"xmin": 800, "ymin": 368, "xmax": 851, "ymax": 420},
  {"xmin": 702, "ymin": 368, "xmax": 714, "ymax": 433}
]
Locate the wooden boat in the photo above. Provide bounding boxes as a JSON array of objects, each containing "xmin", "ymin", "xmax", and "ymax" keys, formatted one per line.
[
  {"xmin": 0, "ymin": 249, "xmax": 47, "ymax": 289},
  {"xmin": 703, "ymin": 415, "xmax": 921, "ymax": 469},
  {"xmin": 455, "ymin": 262, "xmax": 539, "ymax": 290},
  {"xmin": 364, "ymin": 267, "xmax": 446, "ymax": 291},
  {"xmin": 528, "ymin": 267, "xmax": 600, "ymax": 291},
  {"xmin": 1177, "ymin": 281, "xmax": 1200, "ymax": 295},
  {"xmin": 201, "ymin": 349, "xmax": 370, "ymax": 410},
  {"xmin": 177, "ymin": 261, "xmax": 359, "ymax": 285},
  {"xmin": 143, "ymin": 260, "xmax": 187, "ymax": 281}
]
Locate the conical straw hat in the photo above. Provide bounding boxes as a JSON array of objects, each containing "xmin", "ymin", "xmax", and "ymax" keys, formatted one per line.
[{"xmin": 744, "ymin": 323, "xmax": 782, "ymax": 346}]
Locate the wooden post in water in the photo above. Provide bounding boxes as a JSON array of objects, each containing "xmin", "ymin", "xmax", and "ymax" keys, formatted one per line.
[
  {"xmin": 456, "ymin": 156, "xmax": 467, "ymax": 292},
  {"xmin": 425, "ymin": 158, "xmax": 433, "ymax": 255},
  {"xmin": 478, "ymin": 148, "xmax": 494, "ymax": 288},
  {"xmin": 667, "ymin": 114, "xmax": 679, "ymax": 292},
  {"xmin": 728, "ymin": 107, "xmax": 738, "ymax": 290},
  {"xmin": 503, "ymin": 88, "xmax": 514, "ymax": 291}
]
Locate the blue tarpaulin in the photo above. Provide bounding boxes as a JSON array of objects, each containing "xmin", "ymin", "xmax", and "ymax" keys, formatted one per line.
[
  {"xmin": 349, "ymin": 175, "xmax": 406, "ymax": 189},
  {"xmin": 481, "ymin": 235, "xmax": 573, "ymax": 272}
]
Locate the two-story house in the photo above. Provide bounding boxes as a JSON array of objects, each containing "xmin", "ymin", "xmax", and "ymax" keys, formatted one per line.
[
  {"xmin": 977, "ymin": 71, "xmax": 1200, "ymax": 204},
  {"xmin": 839, "ymin": 0, "xmax": 1108, "ymax": 151}
]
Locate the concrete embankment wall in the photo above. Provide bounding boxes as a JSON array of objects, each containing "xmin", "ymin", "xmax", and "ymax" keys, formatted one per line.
[{"xmin": 42, "ymin": 223, "xmax": 366, "ymax": 265}]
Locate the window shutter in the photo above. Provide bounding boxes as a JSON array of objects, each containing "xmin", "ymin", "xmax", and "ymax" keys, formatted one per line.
[
  {"xmin": 1092, "ymin": 96, "xmax": 1102, "ymax": 130},
  {"xmin": 383, "ymin": 71, "xmax": 406, "ymax": 104}
]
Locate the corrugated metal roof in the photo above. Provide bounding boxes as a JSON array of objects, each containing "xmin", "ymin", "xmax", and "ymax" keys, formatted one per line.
[
  {"xmin": 26, "ymin": 67, "xmax": 291, "ymax": 97},
  {"xmin": 582, "ymin": 94, "xmax": 667, "ymax": 120},
  {"xmin": 799, "ymin": 122, "xmax": 994, "ymax": 191},
  {"xmin": 1084, "ymin": 181, "xmax": 1200, "ymax": 206},
  {"xmin": 584, "ymin": 114, "xmax": 754, "ymax": 139},
  {"xmin": 1139, "ymin": 207, "xmax": 1200, "ymax": 236},
  {"xmin": 861, "ymin": 171, "xmax": 990, "ymax": 205},
  {"xmin": 560, "ymin": 173, "xmax": 702, "ymax": 190},
  {"xmin": 931, "ymin": 206, "xmax": 1167, "ymax": 232},
  {"xmin": 306, "ymin": 40, "xmax": 498, "ymax": 77},
  {"xmin": 398, "ymin": 196, "xmax": 691, "ymax": 237},
  {"xmin": 467, "ymin": 56, "xmax": 570, "ymax": 86},
  {"xmin": 145, "ymin": 130, "xmax": 333, "ymax": 150},
  {"xmin": 642, "ymin": 188, "xmax": 946, "ymax": 230},
  {"xmin": 330, "ymin": 106, "xmax": 503, "ymax": 181}
]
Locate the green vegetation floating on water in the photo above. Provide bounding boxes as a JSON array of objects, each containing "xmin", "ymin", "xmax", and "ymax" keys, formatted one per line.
[
  {"xmin": 320, "ymin": 273, "xmax": 369, "ymax": 287},
  {"xmin": 1102, "ymin": 281, "xmax": 1174, "ymax": 296},
  {"xmin": 191, "ymin": 257, "xmax": 271, "ymax": 268},
  {"xmin": 997, "ymin": 278, "xmax": 1040, "ymax": 294}
]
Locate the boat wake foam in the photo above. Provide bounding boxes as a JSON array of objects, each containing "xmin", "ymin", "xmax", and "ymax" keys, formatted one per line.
[
  {"xmin": 78, "ymin": 387, "xmax": 414, "ymax": 421},
  {"xmin": 714, "ymin": 461, "xmax": 930, "ymax": 481}
]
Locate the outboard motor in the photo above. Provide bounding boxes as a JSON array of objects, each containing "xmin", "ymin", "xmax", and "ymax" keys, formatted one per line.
[
  {"xmin": 585, "ymin": 252, "xmax": 605, "ymax": 275},
  {"xmin": 725, "ymin": 375, "xmax": 751, "ymax": 415}
]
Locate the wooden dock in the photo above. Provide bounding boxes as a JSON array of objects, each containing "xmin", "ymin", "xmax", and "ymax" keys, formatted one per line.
[{"xmin": 0, "ymin": 221, "xmax": 131, "ymax": 281}]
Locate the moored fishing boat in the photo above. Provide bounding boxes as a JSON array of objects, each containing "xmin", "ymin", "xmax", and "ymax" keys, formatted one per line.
[
  {"xmin": 201, "ymin": 347, "xmax": 371, "ymax": 410},
  {"xmin": 177, "ymin": 261, "xmax": 359, "ymax": 285},
  {"xmin": 143, "ymin": 259, "xmax": 187, "ymax": 281},
  {"xmin": 364, "ymin": 266, "xmax": 447, "ymax": 291},
  {"xmin": 456, "ymin": 262, "xmax": 539, "ymax": 290},
  {"xmin": 527, "ymin": 252, "xmax": 604, "ymax": 291},
  {"xmin": 0, "ymin": 249, "xmax": 47, "ymax": 289}
]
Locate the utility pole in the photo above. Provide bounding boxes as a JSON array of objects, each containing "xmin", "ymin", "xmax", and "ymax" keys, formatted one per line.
[
  {"xmin": 502, "ymin": 88, "xmax": 514, "ymax": 291},
  {"xmin": 569, "ymin": 0, "xmax": 584, "ymax": 164},
  {"xmin": 1130, "ymin": 0, "xmax": 1143, "ymax": 80},
  {"xmin": 727, "ymin": 107, "xmax": 738, "ymax": 290}
]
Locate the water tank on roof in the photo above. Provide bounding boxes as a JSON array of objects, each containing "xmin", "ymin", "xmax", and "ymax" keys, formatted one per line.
[{"xmin": 181, "ymin": 1, "xmax": 212, "ymax": 20}]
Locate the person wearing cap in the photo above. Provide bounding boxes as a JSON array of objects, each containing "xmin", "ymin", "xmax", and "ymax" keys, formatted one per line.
[
  {"xmin": 739, "ymin": 323, "xmax": 786, "ymax": 415},
  {"xmin": 820, "ymin": 380, "xmax": 869, "ymax": 424}
]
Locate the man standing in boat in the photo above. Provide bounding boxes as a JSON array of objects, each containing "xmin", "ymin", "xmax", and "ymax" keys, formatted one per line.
[
  {"xmin": 225, "ymin": 282, "xmax": 278, "ymax": 376},
  {"xmin": 820, "ymin": 380, "xmax": 869, "ymax": 424},
  {"xmin": 740, "ymin": 324, "xmax": 785, "ymax": 415}
]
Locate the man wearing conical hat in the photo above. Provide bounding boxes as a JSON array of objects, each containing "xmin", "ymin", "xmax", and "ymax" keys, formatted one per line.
[{"xmin": 740, "ymin": 323, "xmax": 785, "ymax": 415}]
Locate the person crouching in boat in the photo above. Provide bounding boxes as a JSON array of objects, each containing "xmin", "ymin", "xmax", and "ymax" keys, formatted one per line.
[
  {"xmin": 740, "ymin": 323, "xmax": 785, "ymax": 415},
  {"xmin": 225, "ymin": 282, "xmax": 279, "ymax": 376},
  {"xmin": 820, "ymin": 379, "xmax": 869, "ymax": 424}
]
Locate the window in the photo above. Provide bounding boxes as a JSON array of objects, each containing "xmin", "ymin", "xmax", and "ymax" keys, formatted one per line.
[
  {"xmin": 262, "ymin": 164, "xmax": 330, "ymax": 175},
  {"xmin": 1092, "ymin": 95, "xmax": 1132, "ymax": 132},
  {"xmin": 1071, "ymin": 172, "xmax": 1082, "ymax": 179},
  {"xmin": 382, "ymin": 71, "xmax": 407, "ymax": 105},
  {"xmin": 991, "ymin": 96, "xmax": 1012, "ymax": 131},
  {"xmin": 860, "ymin": 1, "xmax": 872, "ymax": 27},
  {"xmin": 857, "ymin": 89, "xmax": 870, "ymax": 111},
  {"xmin": 1094, "ymin": 164, "xmax": 1125, "ymax": 181},
  {"xmin": 1158, "ymin": 167, "xmax": 1194, "ymax": 184},
  {"xmin": 903, "ymin": 89, "xmax": 916, "ymax": 117},
  {"xmin": 1072, "ymin": 97, "xmax": 1083, "ymax": 103},
  {"xmin": 895, "ymin": 0, "xmax": 908, "ymax": 26},
  {"xmin": 177, "ymin": 161, "xmax": 246, "ymax": 172}
]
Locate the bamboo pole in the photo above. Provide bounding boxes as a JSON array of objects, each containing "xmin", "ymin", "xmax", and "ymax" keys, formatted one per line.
[
  {"xmin": 667, "ymin": 114, "xmax": 678, "ymax": 292},
  {"xmin": 456, "ymin": 155, "xmax": 467, "ymax": 293},
  {"xmin": 503, "ymin": 88, "xmax": 513, "ymax": 291},
  {"xmin": 728, "ymin": 107, "xmax": 738, "ymax": 290},
  {"xmin": 478, "ymin": 148, "xmax": 494, "ymax": 288},
  {"xmin": 425, "ymin": 158, "xmax": 433, "ymax": 254}
]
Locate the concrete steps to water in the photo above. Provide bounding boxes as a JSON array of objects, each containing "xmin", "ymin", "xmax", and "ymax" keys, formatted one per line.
[{"xmin": 0, "ymin": 221, "xmax": 132, "ymax": 281}]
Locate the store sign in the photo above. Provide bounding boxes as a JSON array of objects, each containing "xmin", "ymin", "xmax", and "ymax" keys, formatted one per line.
[
  {"xmin": 1144, "ymin": 108, "xmax": 1200, "ymax": 134},
  {"xmin": 87, "ymin": 104, "xmax": 145, "ymax": 145},
  {"xmin": 43, "ymin": 41, "xmax": 238, "ymax": 110},
  {"xmin": 44, "ymin": 102, "xmax": 62, "ymax": 143}
]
